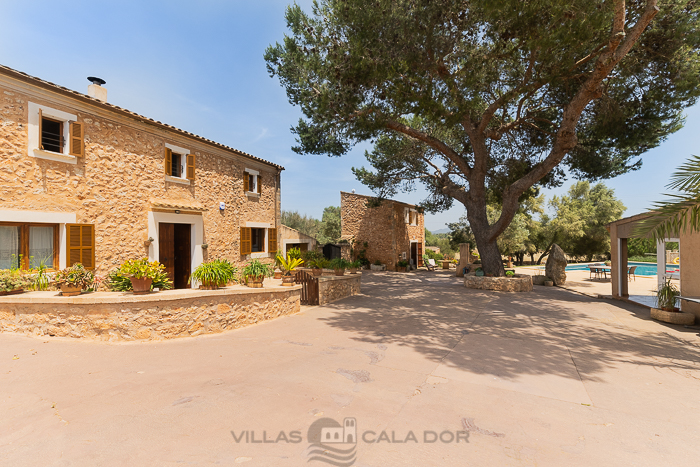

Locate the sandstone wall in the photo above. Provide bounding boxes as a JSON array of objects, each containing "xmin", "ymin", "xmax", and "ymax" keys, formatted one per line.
[
  {"xmin": 318, "ymin": 273, "xmax": 361, "ymax": 305},
  {"xmin": 0, "ymin": 82, "xmax": 280, "ymax": 274},
  {"xmin": 0, "ymin": 287, "xmax": 300, "ymax": 341}
]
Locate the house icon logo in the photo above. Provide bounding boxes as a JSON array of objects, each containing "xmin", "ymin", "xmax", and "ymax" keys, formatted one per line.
[{"xmin": 304, "ymin": 417, "xmax": 357, "ymax": 466}]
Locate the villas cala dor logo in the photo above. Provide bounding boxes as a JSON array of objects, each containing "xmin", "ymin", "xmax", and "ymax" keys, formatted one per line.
[{"xmin": 303, "ymin": 417, "xmax": 357, "ymax": 466}]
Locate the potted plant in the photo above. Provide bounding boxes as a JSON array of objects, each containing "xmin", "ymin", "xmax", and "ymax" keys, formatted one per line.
[
  {"xmin": 330, "ymin": 258, "xmax": 350, "ymax": 276},
  {"xmin": 119, "ymin": 258, "xmax": 168, "ymax": 295},
  {"xmin": 104, "ymin": 267, "xmax": 172, "ymax": 292},
  {"xmin": 189, "ymin": 259, "xmax": 237, "ymax": 290},
  {"xmin": 656, "ymin": 278, "xmax": 680, "ymax": 312},
  {"xmin": 396, "ymin": 259, "xmax": 409, "ymax": 272},
  {"xmin": 0, "ymin": 269, "xmax": 32, "ymax": 296},
  {"xmin": 308, "ymin": 258, "xmax": 329, "ymax": 276},
  {"xmin": 348, "ymin": 260, "xmax": 361, "ymax": 274},
  {"xmin": 277, "ymin": 253, "xmax": 304, "ymax": 286},
  {"xmin": 505, "ymin": 270, "xmax": 515, "ymax": 277},
  {"xmin": 54, "ymin": 263, "xmax": 95, "ymax": 296},
  {"xmin": 243, "ymin": 259, "xmax": 273, "ymax": 288},
  {"xmin": 370, "ymin": 259, "xmax": 385, "ymax": 271},
  {"xmin": 273, "ymin": 249, "xmax": 284, "ymax": 279}
]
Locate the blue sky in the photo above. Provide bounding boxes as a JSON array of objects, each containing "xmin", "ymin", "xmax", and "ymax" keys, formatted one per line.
[{"xmin": 1, "ymin": 0, "xmax": 698, "ymax": 231}]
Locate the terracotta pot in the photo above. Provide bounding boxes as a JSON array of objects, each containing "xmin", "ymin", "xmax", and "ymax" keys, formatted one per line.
[
  {"xmin": 0, "ymin": 288, "xmax": 24, "ymax": 296},
  {"xmin": 396, "ymin": 267, "xmax": 406, "ymax": 273},
  {"xmin": 60, "ymin": 285, "xmax": 82, "ymax": 297},
  {"xmin": 274, "ymin": 270, "xmax": 282, "ymax": 280},
  {"xmin": 281, "ymin": 275, "xmax": 295, "ymax": 286},
  {"xmin": 246, "ymin": 275, "xmax": 264, "ymax": 288},
  {"xmin": 334, "ymin": 269, "xmax": 345, "ymax": 276},
  {"xmin": 349, "ymin": 268, "xmax": 358, "ymax": 274},
  {"xmin": 131, "ymin": 277, "xmax": 153, "ymax": 295},
  {"xmin": 199, "ymin": 280, "xmax": 219, "ymax": 290},
  {"xmin": 311, "ymin": 268, "xmax": 323, "ymax": 277}
]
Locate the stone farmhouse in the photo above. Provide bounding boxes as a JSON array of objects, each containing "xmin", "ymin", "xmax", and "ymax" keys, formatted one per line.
[
  {"xmin": 340, "ymin": 191, "xmax": 425, "ymax": 271},
  {"xmin": 280, "ymin": 225, "xmax": 317, "ymax": 257},
  {"xmin": 0, "ymin": 65, "xmax": 282, "ymax": 288}
]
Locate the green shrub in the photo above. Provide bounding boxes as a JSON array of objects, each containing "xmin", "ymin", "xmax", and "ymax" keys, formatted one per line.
[
  {"xmin": 423, "ymin": 249, "xmax": 444, "ymax": 261},
  {"xmin": 308, "ymin": 258, "xmax": 330, "ymax": 269},
  {"xmin": 0, "ymin": 269, "xmax": 33, "ymax": 292},
  {"xmin": 656, "ymin": 278, "xmax": 680, "ymax": 311},
  {"xmin": 329, "ymin": 258, "xmax": 351, "ymax": 270},
  {"xmin": 505, "ymin": 270, "xmax": 515, "ymax": 277},
  {"xmin": 397, "ymin": 259, "xmax": 409, "ymax": 268},
  {"xmin": 190, "ymin": 259, "xmax": 237, "ymax": 286},
  {"xmin": 301, "ymin": 249, "xmax": 324, "ymax": 264},
  {"xmin": 242, "ymin": 259, "xmax": 273, "ymax": 280}
]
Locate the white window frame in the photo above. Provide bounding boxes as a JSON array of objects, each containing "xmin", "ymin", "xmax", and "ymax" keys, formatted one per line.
[
  {"xmin": 165, "ymin": 143, "xmax": 191, "ymax": 185},
  {"xmin": 245, "ymin": 168, "xmax": 260, "ymax": 196},
  {"xmin": 410, "ymin": 209, "xmax": 418, "ymax": 226},
  {"xmin": 245, "ymin": 221, "xmax": 271, "ymax": 258},
  {"xmin": 404, "ymin": 207, "xmax": 410, "ymax": 224},
  {"xmin": 27, "ymin": 102, "xmax": 78, "ymax": 164}
]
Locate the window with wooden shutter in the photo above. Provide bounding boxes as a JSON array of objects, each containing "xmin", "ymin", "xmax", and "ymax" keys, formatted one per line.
[
  {"xmin": 257, "ymin": 174, "xmax": 262, "ymax": 194},
  {"xmin": 69, "ymin": 122, "xmax": 84, "ymax": 156},
  {"xmin": 268, "ymin": 228, "xmax": 277, "ymax": 253},
  {"xmin": 240, "ymin": 227, "xmax": 251, "ymax": 255},
  {"xmin": 186, "ymin": 153, "xmax": 195, "ymax": 181},
  {"xmin": 66, "ymin": 224, "xmax": 95, "ymax": 269},
  {"xmin": 164, "ymin": 148, "xmax": 172, "ymax": 175},
  {"xmin": 243, "ymin": 172, "xmax": 249, "ymax": 192}
]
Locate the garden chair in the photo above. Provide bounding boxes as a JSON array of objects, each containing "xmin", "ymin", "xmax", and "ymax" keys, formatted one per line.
[
  {"xmin": 588, "ymin": 266, "xmax": 599, "ymax": 280},
  {"xmin": 628, "ymin": 265, "xmax": 637, "ymax": 281},
  {"xmin": 424, "ymin": 258, "xmax": 436, "ymax": 271}
]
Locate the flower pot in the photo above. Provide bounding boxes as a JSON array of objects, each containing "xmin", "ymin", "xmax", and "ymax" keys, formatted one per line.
[
  {"xmin": 281, "ymin": 275, "xmax": 295, "ymax": 286},
  {"xmin": 60, "ymin": 284, "xmax": 82, "ymax": 297},
  {"xmin": 311, "ymin": 268, "xmax": 323, "ymax": 277},
  {"xmin": 274, "ymin": 270, "xmax": 282, "ymax": 280},
  {"xmin": 349, "ymin": 267, "xmax": 358, "ymax": 274},
  {"xmin": 396, "ymin": 267, "xmax": 406, "ymax": 273},
  {"xmin": 131, "ymin": 277, "xmax": 153, "ymax": 295},
  {"xmin": 199, "ymin": 280, "xmax": 219, "ymax": 290},
  {"xmin": 0, "ymin": 288, "xmax": 24, "ymax": 296},
  {"xmin": 334, "ymin": 269, "xmax": 345, "ymax": 276},
  {"xmin": 246, "ymin": 275, "xmax": 265, "ymax": 288}
]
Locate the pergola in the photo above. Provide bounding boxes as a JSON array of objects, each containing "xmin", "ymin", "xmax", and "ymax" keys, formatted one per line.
[{"xmin": 607, "ymin": 213, "xmax": 699, "ymax": 321}]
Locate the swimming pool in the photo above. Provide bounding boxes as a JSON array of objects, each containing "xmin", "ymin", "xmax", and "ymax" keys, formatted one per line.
[{"xmin": 560, "ymin": 261, "xmax": 677, "ymax": 276}]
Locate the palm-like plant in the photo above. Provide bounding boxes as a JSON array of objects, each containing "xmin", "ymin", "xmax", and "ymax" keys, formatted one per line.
[
  {"xmin": 636, "ymin": 155, "xmax": 700, "ymax": 240},
  {"xmin": 276, "ymin": 254, "xmax": 304, "ymax": 276}
]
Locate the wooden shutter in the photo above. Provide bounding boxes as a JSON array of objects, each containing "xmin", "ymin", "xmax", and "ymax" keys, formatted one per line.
[
  {"xmin": 243, "ymin": 172, "xmax": 249, "ymax": 192},
  {"xmin": 66, "ymin": 224, "xmax": 95, "ymax": 269},
  {"xmin": 186, "ymin": 153, "xmax": 195, "ymax": 181},
  {"xmin": 164, "ymin": 148, "xmax": 172, "ymax": 175},
  {"xmin": 240, "ymin": 227, "xmax": 251, "ymax": 255},
  {"xmin": 417, "ymin": 242, "xmax": 423, "ymax": 261},
  {"xmin": 38, "ymin": 109, "xmax": 44, "ymax": 150},
  {"xmin": 268, "ymin": 228, "xmax": 277, "ymax": 253},
  {"xmin": 69, "ymin": 122, "xmax": 84, "ymax": 156},
  {"xmin": 257, "ymin": 174, "xmax": 262, "ymax": 194}
]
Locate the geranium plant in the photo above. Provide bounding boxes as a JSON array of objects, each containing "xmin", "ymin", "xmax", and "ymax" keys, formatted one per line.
[{"xmin": 53, "ymin": 263, "xmax": 95, "ymax": 290}]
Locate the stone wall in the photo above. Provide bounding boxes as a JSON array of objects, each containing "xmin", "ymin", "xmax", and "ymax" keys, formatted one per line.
[
  {"xmin": 464, "ymin": 274, "xmax": 533, "ymax": 292},
  {"xmin": 0, "ymin": 77, "xmax": 280, "ymax": 274},
  {"xmin": 0, "ymin": 286, "xmax": 300, "ymax": 341},
  {"xmin": 340, "ymin": 192, "xmax": 424, "ymax": 271},
  {"xmin": 318, "ymin": 273, "xmax": 361, "ymax": 305}
]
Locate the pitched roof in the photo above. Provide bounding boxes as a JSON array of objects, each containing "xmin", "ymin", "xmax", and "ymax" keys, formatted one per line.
[
  {"xmin": 340, "ymin": 191, "xmax": 421, "ymax": 209},
  {"xmin": 0, "ymin": 64, "xmax": 284, "ymax": 170}
]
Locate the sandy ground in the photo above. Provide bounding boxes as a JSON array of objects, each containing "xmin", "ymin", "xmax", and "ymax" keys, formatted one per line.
[{"xmin": 1, "ymin": 270, "xmax": 699, "ymax": 466}]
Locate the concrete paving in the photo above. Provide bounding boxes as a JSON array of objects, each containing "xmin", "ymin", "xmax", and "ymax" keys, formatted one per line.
[{"xmin": 2, "ymin": 270, "xmax": 700, "ymax": 466}]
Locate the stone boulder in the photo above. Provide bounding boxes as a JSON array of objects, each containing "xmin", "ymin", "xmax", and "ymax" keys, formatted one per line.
[{"xmin": 545, "ymin": 244, "xmax": 567, "ymax": 285}]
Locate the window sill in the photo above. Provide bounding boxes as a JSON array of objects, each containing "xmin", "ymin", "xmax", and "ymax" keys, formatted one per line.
[
  {"xmin": 251, "ymin": 252, "xmax": 269, "ymax": 259},
  {"xmin": 246, "ymin": 192, "xmax": 260, "ymax": 198},
  {"xmin": 32, "ymin": 149, "xmax": 77, "ymax": 164},
  {"xmin": 165, "ymin": 175, "xmax": 191, "ymax": 185}
]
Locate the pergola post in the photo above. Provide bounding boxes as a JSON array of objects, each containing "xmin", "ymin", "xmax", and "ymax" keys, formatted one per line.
[
  {"xmin": 619, "ymin": 238, "xmax": 629, "ymax": 298},
  {"xmin": 657, "ymin": 240, "xmax": 666, "ymax": 289}
]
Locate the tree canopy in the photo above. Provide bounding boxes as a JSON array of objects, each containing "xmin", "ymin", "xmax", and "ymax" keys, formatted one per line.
[{"xmin": 266, "ymin": 0, "xmax": 700, "ymax": 274}]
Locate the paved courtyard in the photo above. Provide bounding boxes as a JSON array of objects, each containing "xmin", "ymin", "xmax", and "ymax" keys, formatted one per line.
[{"xmin": 2, "ymin": 271, "xmax": 699, "ymax": 466}]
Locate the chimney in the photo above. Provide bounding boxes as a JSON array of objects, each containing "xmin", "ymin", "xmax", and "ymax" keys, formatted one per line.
[{"xmin": 87, "ymin": 77, "xmax": 107, "ymax": 102}]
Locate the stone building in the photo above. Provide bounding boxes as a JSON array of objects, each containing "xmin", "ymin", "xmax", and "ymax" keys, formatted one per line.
[
  {"xmin": 280, "ymin": 225, "xmax": 317, "ymax": 257},
  {"xmin": 0, "ymin": 65, "xmax": 283, "ymax": 288},
  {"xmin": 340, "ymin": 191, "xmax": 425, "ymax": 271}
]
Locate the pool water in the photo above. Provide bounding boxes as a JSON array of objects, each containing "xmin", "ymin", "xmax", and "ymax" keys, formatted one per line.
[{"xmin": 561, "ymin": 261, "xmax": 677, "ymax": 276}]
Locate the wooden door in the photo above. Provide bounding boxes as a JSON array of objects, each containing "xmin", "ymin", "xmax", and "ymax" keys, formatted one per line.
[
  {"xmin": 159, "ymin": 223, "xmax": 175, "ymax": 284},
  {"xmin": 174, "ymin": 224, "xmax": 191, "ymax": 289}
]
